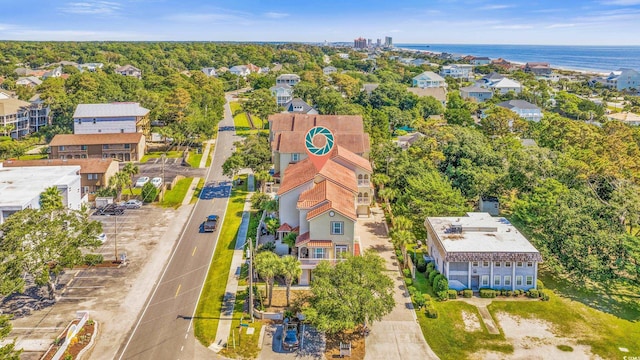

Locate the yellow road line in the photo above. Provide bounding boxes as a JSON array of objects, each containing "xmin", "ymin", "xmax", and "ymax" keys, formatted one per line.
[
  {"xmin": 192, "ymin": 247, "xmax": 197, "ymax": 256},
  {"xmin": 175, "ymin": 284, "xmax": 181, "ymax": 298}
]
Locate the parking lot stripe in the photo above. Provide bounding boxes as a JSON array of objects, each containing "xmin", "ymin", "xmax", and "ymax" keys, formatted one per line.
[
  {"xmin": 175, "ymin": 284, "xmax": 182, "ymax": 298},
  {"xmin": 192, "ymin": 246, "xmax": 197, "ymax": 256}
]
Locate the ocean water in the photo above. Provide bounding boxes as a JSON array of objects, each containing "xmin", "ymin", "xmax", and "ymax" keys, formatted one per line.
[{"xmin": 396, "ymin": 44, "xmax": 640, "ymax": 73}]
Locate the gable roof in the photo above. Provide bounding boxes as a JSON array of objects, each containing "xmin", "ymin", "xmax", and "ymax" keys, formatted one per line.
[
  {"xmin": 491, "ymin": 78, "xmax": 521, "ymax": 88},
  {"xmin": 115, "ymin": 64, "xmax": 140, "ymax": 72},
  {"xmin": 413, "ymin": 71, "xmax": 445, "ymax": 82},
  {"xmin": 273, "ymin": 131, "xmax": 370, "ymax": 154},
  {"xmin": 2, "ymin": 158, "xmax": 116, "ymax": 174},
  {"xmin": 331, "ymin": 145, "xmax": 372, "ymax": 172},
  {"xmin": 282, "ymin": 98, "xmax": 315, "ymax": 113},
  {"xmin": 17, "ymin": 76, "xmax": 42, "ymax": 85},
  {"xmin": 49, "ymin": 132, "xmax": 144, "ymax": 146},
  {"xmin": 277, "ymin": 74, "xmax": 300, "ymax": 81},
  {"xmin": 407, "ymin": 87, "xmax": 447, "ymax": 102},
  {"xmin": 0, "ymin": 98, "xmax": 30, "ymax": 116},
  {"xmin": 277, "ymin": 157, "xmax": 357, "ymax": 196},
  {"xmin": 73, "ymin": 103, "xmax": 149, "ymax": 118},
  {"xmin": 297, "ymin": 179, "xmax": 356, "ymax": 222},
  {"xmin": 460, "ymin": 86, "xmax": 492, "ymax": 94}
]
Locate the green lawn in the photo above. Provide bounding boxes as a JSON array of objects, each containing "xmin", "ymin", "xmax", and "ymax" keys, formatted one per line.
[
  {"xmin": 488, "ymin": 290, "xmax": 640, "ymax": 359},
  {"xmin": 194, "ymin": 176, "xmax": 248, "ymax": 346},
  {"xmin": 191, "ymin": 178, "xmax": 206, "ymax": 204},
  {"xmin": 218, "ymin": 290, "xmax": 263, "ymax": 359},
  {"xmin": 186, "ymin": 152, "xmax": 203, "ymax": 168},
  {"xmin": 139, "ymin": 151, "xmax": 183, "ymax": 164},
  {"xmin": 230, "ymin": 102, "xmax": 267, "ymax": 137},
  {"xmin": 160, "ymin": 177, "xmax": 193, "ymax": 208},
  {"xmin": 18, "ymin": 154, "xmax": 48, "ymax": 160}
]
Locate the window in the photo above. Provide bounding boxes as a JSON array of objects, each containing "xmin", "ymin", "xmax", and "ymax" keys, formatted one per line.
[
  {"xmin": 87, "ymin": 174, "xmax": 98, "ymax": 180},
  {"xmin": 312, "ymin": 248, "xmax": 325, "ymax": 259},
  {"xmin": 527, "ymin": 262, "xmax": 533, "ymax": 267},
  {"xmin": 92, "ymin": 118, "xmax": 97, "ymax": 124},
  {"xmin": 472, "ymin": 261, "xmax": 479, "ymax": 267},
  {"xmin": 103, "ymin": 144, "xmax": 109, "ymax": 150},
  {"xmin": 505, "ymin": 261, "xmax": 512, "ymax": 267},
  {"xmin": 124, "ymin": 144, "xmax": 130, "ymax": 149},
  {"xmin": 59, "ymin": 146, "xmax": 65, "ymax": 151},
  {"xmin": 481, "ymin": 275, "xmax": 489, "ymax": 286},
  {"xmin": 494, "ymin": 275, "xmax": 501, "ymax": 286},
  {"xmin": 81, "ymin": 145, "xmax": 87, "ymax": 150},
  {"xmin": 331, "ymin": 221, "xmax": 344, "ymax": 235},
  {"xmin": 494, "ymin": 261, "xmax": 501, "ymax": 267},
  {"xmin": 516, "ymin": 261, "xmax": 523, "ymax": 267},
  {"xmin": 335, "ymin": 245, "xmax": 348, "ymax": 258},
  {"xmin": 291, "ymin": 153, "xmax": 300, "ymax": 162},
  {"xmin": 516, "ymin": 276, "xmax": 523, "ymax": 286},
  {"xmin": 78, "ymin": 119, "xmax": 82, "ymax": 124},
  {"xmin": 526, "ymin": 276, "xmax": 533, "ymax": 286},
  {"xmin": 482, "ymin": 261, "xmax": 489, "ymax": 267},
  {"xmin": 504, "ymin": 276, "xmax": 511, "ymax": 286}
]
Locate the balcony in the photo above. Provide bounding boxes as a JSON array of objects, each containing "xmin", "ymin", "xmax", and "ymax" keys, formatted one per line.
[
  {"xmin": 298, "ymin": 256, "xmax": 347, "ymax": 268},
  {"xmin": 357, "ymin": 180, "xmax": 370, "ymax": 187}
]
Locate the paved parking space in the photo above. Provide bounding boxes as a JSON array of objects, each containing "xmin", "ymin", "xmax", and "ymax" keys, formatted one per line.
[
  {"xmin": 123, "ymin": 158, "xmax": 207, "ymax": 185},
  {"xmin": 259, "ymin": 323, "xmax": 324, "ymax": 360}
]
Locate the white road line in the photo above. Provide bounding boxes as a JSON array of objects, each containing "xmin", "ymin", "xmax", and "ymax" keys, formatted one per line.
[
  {"xmin": 180, "ymin": 346, "xmax": 184, "ymax": 351},
  {"xmin": 68, "ymin": 286, "xmax": 105, "ymax": 289},
  {"xmin": 184, "ymin": 333, "xmax": 188, "ymax": 339}
]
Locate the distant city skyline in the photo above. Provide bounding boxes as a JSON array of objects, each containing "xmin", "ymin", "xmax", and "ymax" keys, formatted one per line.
[{"xmin": 2, "ymin": 0, "xmax": 640, "ymax": 45}]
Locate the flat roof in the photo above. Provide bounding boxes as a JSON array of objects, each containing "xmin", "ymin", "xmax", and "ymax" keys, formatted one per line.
[
  {"xmin": 73, "ymin": 103, "xmax": 149, "ymax": 118},
  {"xmin": 425, "ymin": 212, "xmax": 540, "ymax": 254},
  {"xmin": 0, "ymin": 165, "xmax": 80, "ymax": 209}
]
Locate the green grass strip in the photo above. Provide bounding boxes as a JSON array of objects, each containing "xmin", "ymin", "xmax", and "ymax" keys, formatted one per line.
[
  {"xmin": 160, "ymin": 177, "xmax": 192, "ymax": 208},
  {"xmin": 194, "ymin": 176, "xmax": 248, "ymax": 346}
]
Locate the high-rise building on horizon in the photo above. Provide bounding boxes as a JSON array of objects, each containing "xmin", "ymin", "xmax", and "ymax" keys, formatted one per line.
[
  {"xmin": 376, "ymin": 38, "xmax": 382, "ymax": 47},
  {"xmin": 367, "ymin": 38, "xmax": 372, "ymax": 47},
  {"xmin": 354, "ymin": 37, "xmax": 367, "ymax": 49},
  {"xmin": 385, "ymin": 36, "xmax": 393, "ymax": 48}
]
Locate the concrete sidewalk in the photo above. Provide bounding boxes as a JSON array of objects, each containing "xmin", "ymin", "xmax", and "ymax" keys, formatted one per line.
[
  {"xmin": 199, "ymin": 140, "xmax": 215, "ymax": 168},
  {"xmin": 210, "ymin": 173, "xmax": 255, "ymax": 352},
  {"xmin": 358, "ymin": 206, "xmax": 440, "ymax": 360}
]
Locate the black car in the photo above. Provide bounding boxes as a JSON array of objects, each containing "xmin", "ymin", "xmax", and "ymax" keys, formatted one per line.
[{"xmin": 97, "ymin": 204, "xmax": 125, "ymax": 216}]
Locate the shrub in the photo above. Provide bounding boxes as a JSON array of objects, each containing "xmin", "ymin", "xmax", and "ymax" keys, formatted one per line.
[
  {"xmin": 447, "ymin": 289, "xmax": 457, "ymax": 299},
  {"xmin": 528, "ymin": 289, "xmax": 539, "ymax": 298},
  {"xmin": 541, "ymin": 291, "xmax": 550, "ymax": 301},
  {"xmin": 436, "ymin": 291, "xmax": 448, "ymax": 301},
  {"xmin": 463, "ymin": 289, "xmax": 473, "ymax": 298},
  {"xmin": 537, "ymin": 279, "xmax": 545, "ymax": 290},
  {"xmin": 141, "ymin": 182, "xmax": 158, "ymax": 203},
  {"xmin": 395, "ymin": 249, "xmax": 403, "ymax": 260},
  {"xmin": 413, "ymin": 292, "xmax": 426, "ymax": 308},
  {"xmin": 425, "ymin": 304, "xmax": 438, "ymax": 318},
  {"xmin": 426, "ymin": 262, "xmax": 435, "ymax": 272},
  {"xmin": 407, "ymin": 286, "xmax": 417, "ymax": 296},
  {"xmin": 422, "ymin": 293, "xmax": 431, "ymax": 302},
  {"xmin": 403, "ymin": 268, "xmax": 411, "ymax": 278},
  {"xmin": 416, "ymin": 257, "xmax": 427, "ymax": 273},
  {"xmin": 506, "ymin": 290, "xmax": 513, "ymax": 297},
  {"xmin": 428, "ymin": 269, "xmax": 439, "ymax": 285},
  {"xmin": 433, "ymin": 275, "xmax": 449, "ymax": 294},
  {"xmin": 84, "ymin": 254, "xmax": 104, "ymax": 266},
  {"xmin": 405, "ymin": 278, "xmax": 413, "ymax": 287},
  {"xmin": 479, "ymin": 288, "xmax": 496, "ymax": 298}
]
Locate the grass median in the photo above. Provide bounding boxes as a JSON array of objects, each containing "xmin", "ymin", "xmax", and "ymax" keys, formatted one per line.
[{"xmin": 194, "ymin": 175, "xmax": 248, "ymax": 346}]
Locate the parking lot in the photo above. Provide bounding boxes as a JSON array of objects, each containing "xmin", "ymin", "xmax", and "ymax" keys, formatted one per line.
[
  {"xmin": 122, "ymin": 157, "xmax": 207, "ymax": 186},
  {"xmin": 9, "ymin": 203, "xmax": 190, "ymax": 360}
]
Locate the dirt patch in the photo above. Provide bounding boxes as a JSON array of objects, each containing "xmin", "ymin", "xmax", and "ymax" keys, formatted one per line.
[
  {"xmin": 462, "ymin": 310, "xmax": 482, "ymax": 332},
  {"xmin": 324, "ymin": 329, "xmax": 365, "ymax": 360},
  {"xmin": 479, "ymin": 312, "xmax": 600, "ymax": 359},
  {"xmin": 41, "ymin": 320, "xmax": 95, "ymax": 360},
  {"xmin": 259, "ymin": 288, "xmax": 310, "ymax": 312}
]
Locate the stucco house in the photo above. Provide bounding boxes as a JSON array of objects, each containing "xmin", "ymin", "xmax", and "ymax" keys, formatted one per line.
[
  {"xmin": 412, "ymin": 71, "xmax": 447, "ymax": 88},
  {"xmin": 424, "ymin": 212, "xmax": 542, "ymax": 291},
  {"xmin": 496, "ymin": 100, "xmax": 543, "ymax": 122}
]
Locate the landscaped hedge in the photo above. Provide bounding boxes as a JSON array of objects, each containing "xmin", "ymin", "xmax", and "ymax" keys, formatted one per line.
[
  {"xmin": 403, "ymin": 268, "xmax": 411, "ymax": 278},
  {"xmin": 447, "ymin": 289, "xmax": 457, "ymax": 299},
  {"xmin": 463, "ymin": 289, "xmax": 473, "ymax": 298},
  {"xmin": 405, "ymin": 278, "xmax": 413, "ymax": 287},
  {"xmin": 480, "ymin": 288, "xmax": 497, "ymax": 298},
  {"xmin": 424, "ymin": 302, "xmax": 438, "ymax": 318},
  {"xmin": 416, "ymin": 256, "xmax": 427, "ymax": 273},
  {"xmin": 427, "ymin": 269, "xmax": 439, "ymax": 285},
  {"xmin": 84, "ymin": 254, "xmax": 104, "ymax": 265},
  {"xmin": 537, "ymin": 279, "xmax": 545, "ymax": 290},
  {"xmin": 528, "ymin": 289, "xmax": 539, "ymax": 298}
]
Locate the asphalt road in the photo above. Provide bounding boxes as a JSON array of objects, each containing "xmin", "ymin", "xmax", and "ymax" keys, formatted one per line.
[{"xmin": 116, "ymin": 95, "xmax": 240, "ymax": 360}]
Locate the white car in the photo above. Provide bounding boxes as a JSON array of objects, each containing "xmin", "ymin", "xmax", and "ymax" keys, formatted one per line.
[
  {"xmin": 135, "ymin": 176, "xmax": 150, "ymax": 187},
  {"xmin": 151, "ymin": 177, "xmax": 163, "ymax": 188},
  {"xmin": 124, "ymin": 199, "xmax": 143, "ymax": 209},
  {"xmin": 97, "ymin": 233, "xmax": 107, "ymax": 243}
]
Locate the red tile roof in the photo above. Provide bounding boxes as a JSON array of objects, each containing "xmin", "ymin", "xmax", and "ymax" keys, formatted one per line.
[
  {"xmin": 331, "ymin": 145, "xmax": 372, "ymax": 172},
  {"xmin": 295, "ymin": 232, "xmax": 310, "ymax": 246},
  {"xmin": 269, "ymin": 113, "xmax": 365, "ymax": 133},
  {"xmin": 277, "ymin": 157, "xmax": 357, "ymax": 196},
  {"xmin": 307, "ymin": 240, "xmax": 333, "ymax": 248},
  {"xmin": 277, "ymin": 223, "xmax": 293, "ymax": 232},
  {"xmin": 50, "ymin": 132, "xmax": 144, "ymax": 146},
  {"xmin": 298, "ymin": 180, "xmax": 357, "ymax": 221},
  {"xmin": 272, "ymin": 132, "xmax": 370, "ymax": 155}
]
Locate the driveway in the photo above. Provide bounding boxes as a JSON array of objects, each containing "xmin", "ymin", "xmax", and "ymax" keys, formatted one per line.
[
  {"xmin": 258, "ymin": 323, "xmax": 324, "ymax": 360},
  {"xmin": 357, "ymin": 206, "xmax": 440, "ymax": 360}
]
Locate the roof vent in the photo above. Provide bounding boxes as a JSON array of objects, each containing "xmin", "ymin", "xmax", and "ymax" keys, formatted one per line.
[{"xmin": 450, "ymin": 223, "xmax": 463, "ymax": 234}]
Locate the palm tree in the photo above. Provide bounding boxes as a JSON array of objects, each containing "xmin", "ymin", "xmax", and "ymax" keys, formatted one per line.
[
  {"xmin": 280, "ymin": 255, "xmax": 301, "ymax": 306},
  {"xmin": 371, "ymin": 173, "xmax": 390, "ymax": 191},
  {"xmin": 378, "ymin": 187, "xmax": 397, "ymax": 224},
  {"xmin": 393, "ymin": 215, "xmax": 413, "ymax": 232},
  {"xmin": 109, "ymin": 171, "xmax": 131, "ymax": 202},
  {"xmin": 122, "ymin": 162, "xmax": 139, "ymax": 195},
  {"xmin": 254, "ymin": 170, "xmax": 272, "ymax": 193},
  {"xmin": 391, "ymin": 229, "xmax": 415, "ymax": 269},
  {"xmin": 40, "ymin": 186, "xmax": 63, "ymax": 211},
  {"xmin": 254, "ymin": 251, "xmax": 281, "ymax": 307}
]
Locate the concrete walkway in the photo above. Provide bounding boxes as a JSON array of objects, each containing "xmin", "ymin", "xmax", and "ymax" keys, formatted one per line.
[
  {"xmin": 199, "ymin": 139, "xmax": 215, "ymax": 168},
  {"xmin": 210, "ymin": 173, "xmax": 254, "ymax": 352},
  {"xmin": 357, "ymin": 206, "xmax": 440, "ymax": 360},
  {"xmin": 181, "ymin": 177, "xmax": 201, "ymax": 206}
]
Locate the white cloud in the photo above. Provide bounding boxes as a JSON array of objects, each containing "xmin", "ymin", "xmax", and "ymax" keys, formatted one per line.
[
  {"xmin": 61, "ymin": 1, "xmax": 121, "ymax": 15},
  {"xmin": 479, "ymin": 4, "xmax": 514, "ymax": 10},
  {"xmin": 546, "ymin": 23, "xmax": 576, "ymax": 28},
  {"xmin": 601, "ymin": 0, "xmax": 640, "ymax": 4},
  {"xmin": 264, "ymin": 12, "xmax": 289, "ymax": 19}
]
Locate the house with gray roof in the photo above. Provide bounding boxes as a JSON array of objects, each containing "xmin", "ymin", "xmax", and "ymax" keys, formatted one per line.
[
  {"xmin": 115, "ymin": 65, "xmax": 142, "ymax": 79},
  {"xmin": 229, "ymin": 65, "xmax": 251, "ymax": 77},
  {"xmin": 276, "ymin": 74, "xmax": 301, "ymax": 86},
  {"xmin": 270, "ymin": 84, "xmax": 294, "ymax": 106},
  {"xmin": 323, "ymin": 66, "xmax": 337, "ymax": 75},
  {"xmin": 15, "ymin": 76, "xmax": 42, "ymax": 87},
  {"xmin": 201, "ymin": 67, "xmax": 217, "ymax": 77},
  {"xmin": 282, "ymin": 98, "xmax": 318, "ymax": 114},
  {"xmin": 73, "ymin": 103, "xmax": 150, "ymax": 136},
  {"xmin": 412, "ymin": 71, "xmax": 446, "ymax": 88},
  {"xmin": 460, "ymin": 86, "xmax": 493, "ymax": 103},
  {"xmin": 476, "ymin": 73, "xmax": 522, "ymax": 94},
  {"xmin": 77, "ymin": 63, "xmax": 104, "ymax": 72},
  {"xmin": 424, "ymin": 212, "xmax": 542, "ymax": 291},
  {"xmin": 497, "ymin": 100, "xmax": 542, "ymax": 122}
]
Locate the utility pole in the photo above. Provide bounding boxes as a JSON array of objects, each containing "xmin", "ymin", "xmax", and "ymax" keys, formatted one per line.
[
  {"xmin": 248, "ymin": 237, "xmax": 254, "ymax": 322},
  {"xmin": 161, "ymin": 153, "xmax": 165, "ymax": 201},
  {"xmin": 114, "ymin": 214, "xmax": 118, "ymax": 263}
]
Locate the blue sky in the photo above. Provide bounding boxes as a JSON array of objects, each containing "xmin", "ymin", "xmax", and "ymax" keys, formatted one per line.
[{"xmin": 2, "ymin": 0, "xmax": 640, "ymax": 45}]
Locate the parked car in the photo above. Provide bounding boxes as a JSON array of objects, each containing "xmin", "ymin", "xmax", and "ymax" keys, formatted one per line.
[
  {"xmin": 97, "ymin": 204, "xmax": 125, "ymax": 216},
  {"xmin": 282, "ymin": 321, "xmax": 299, "ymax": 351},
  {"xmin": 97, "ymin": 233, "xmax": 107, "ymax": 243},
  {"xmin": 151, "ymin": 177, "xmax": 163, "ymax": 188},
  {"xmin": 135, "ymin": 176, "xmax": 150, "ymax": 187},
  {"xmin": 203, "ymin": 214, "xmax": 218, "ymax": 232},
  {"xmin": 123, "ymin": 199, "xmax": 143, "ymax": 209}
]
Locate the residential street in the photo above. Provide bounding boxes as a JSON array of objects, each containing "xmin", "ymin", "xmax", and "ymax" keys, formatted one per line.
[{"xmin": 115, "ymin": 94, "xmax": 240, "ymax": 360}]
